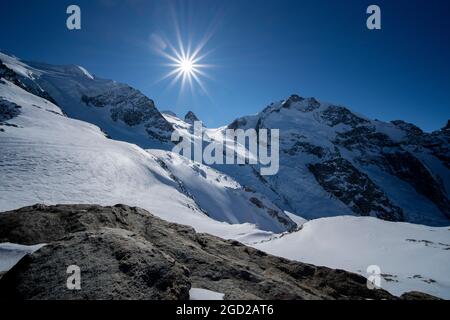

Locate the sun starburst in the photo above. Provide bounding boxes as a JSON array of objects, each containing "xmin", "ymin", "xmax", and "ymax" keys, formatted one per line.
[
  {"xmin": 152, "ymin": 25, "xmax": 215, "ymax": 96},
  {"xmin": 160, "ymin": 40, "xmax": 211, "ymax": 95}
]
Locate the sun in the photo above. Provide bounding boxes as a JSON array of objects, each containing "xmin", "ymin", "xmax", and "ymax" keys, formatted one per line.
[
  {"xmin": 164, "ymin": 47, "xmax": 208, "ymax": 93},
  {"xmin": 179, "ymin": 58, "xmax": 195, "ymax": 75},
  {"xmin": 153, "ymin": 33, "xmax": 213, "ymax": 95}
]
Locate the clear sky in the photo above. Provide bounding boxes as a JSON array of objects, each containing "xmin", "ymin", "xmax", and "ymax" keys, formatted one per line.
[{"xmin": 1, "ymin": 0, "xmax": 449, "ymax": 131}]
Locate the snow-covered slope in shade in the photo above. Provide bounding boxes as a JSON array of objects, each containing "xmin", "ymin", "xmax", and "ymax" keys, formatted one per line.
[
  {"xmin": 148, "ymin": 150, "xmax": 296, "ymax": 232},
  {"xmin": 0, "ymin": 78, "xmax": 293, "ymax": 239},
  {"xmin": 254, "ymin": 216, "xmax": 450, "ymax": 299}
]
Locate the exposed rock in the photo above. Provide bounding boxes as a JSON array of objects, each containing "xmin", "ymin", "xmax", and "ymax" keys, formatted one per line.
[
  {"xmin": 0, "ymin": 62, "xmax": 58, "ymax": 105},
  {"xmin": 0, "ymin": 204, "xmax": 401, "ymax": 300},
  {"xmin": 184, "ymin": 111, "xmax": 200, "ymax": 124},
  {"xmin": 0, "ymin": 229, "xmax": 191, "ymax": 300},
  {"xmin": 335, "ymin": 126, "xmax": 397, "ymax": 151},
  {"xmin": 321, "ymin": 105, "xmax": 369, "ymax": 128},
  {"xmin": 282, "ymin": 94, "xmax": 304, "ymax": 109},
  {"xmin": 228, "ymin": 117, "xmax": 247, "ymax": 130},
  {"xmin": 382, "ymin": 152, "xmax": 450, "ymax": 219},
  {"xmin": 391, "ymin": 120, "xmax": 424, "ymax": 137},
  {"xmin": 81, "ymin": 86, "xmax": 173, "ymax": 142},
  {"xmin": 400, "ymin": 291, "xmax": 442, "ymax": 300},
  {"xmin": 422, "ymin": 129, "xmax": 450, "ymax": 170},
  {"xmin": 0, "ymin": 98, "xmax": 21, "ymax": 122},
  {"xmin": 308, "ymin": 158, "xmax": 404, "ymax": 221},
  {"xmin": 248, "ymin": 197, "xmax": 297, "ymax": 232},
  {"xmin": 284, "ymin": 140, "xmax": 327, "ymax": 158},
  {"xmin": 282, "ymin": 96, "xmax": 320, "ymax": 112}
]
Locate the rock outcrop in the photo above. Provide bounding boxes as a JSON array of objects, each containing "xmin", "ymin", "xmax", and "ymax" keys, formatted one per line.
[
  {"xmin": 184, "ymin": 111, "xmax": 201, "ymax": 125},
  {"xmin": 0, "ymin": 204, "xmax": 411, "ymax": 300}
]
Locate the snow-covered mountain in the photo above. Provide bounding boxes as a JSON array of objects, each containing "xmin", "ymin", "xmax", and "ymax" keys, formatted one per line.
[
  {"xmin": 210, "ymin": 95, "xmax": 450, "ymax": 226},
  {"xmin": 1, "ymin": 52, "xmax": 449, "ymax": 298},
  {"xmin": 4, "ymin": 50, "xmax": 447, "ymax": 226},
  {"xmin": 0, "ymin": 53, "xmax": 296, "ymax": 236},
  {"xmin": 1, "ymin": 52, "xmax": 174, "ymax": 149}
]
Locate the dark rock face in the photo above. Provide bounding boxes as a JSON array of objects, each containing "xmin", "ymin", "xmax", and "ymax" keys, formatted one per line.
[
  {"xmin": 228, "ymin": 117, "xmax": 247, "ymax": 130},
  {"xmin": 282, "ymin": 96, "xmax": 320, "ymax": 112},
  {"xmin": 391, "ymin": 120, "xmax": 423, "ymax": 137},
  {"xmin": 321, "ymin": 105, "xmax": 369, "ymax": 128},
  {"xmin": 248, "ymin": 197, "xmax": 297, "ymax": 232},
  {"xmin": 335, "ymin": 126, "xmax": 397, "ymax": 151},
  {"xmin": 282, "ymin": 94, "xmax": 305, "ymax": 109},
  {"xmin": 0, "ymin": 204, "xmax": 400, "ymax": 300},
  {"xmin": 0, "ymin": 229, "xmax": 191, "ymax": 300},
  {"xmin": 284, "ymin": 140, "xmax": 327, "ymax": 158},
  {"xmin": 382, "ymin": 152, "xmax": 450, "ymax": 219},
  {"xmin": 0, "ymin": 98, "xmax": 21, "ymax": 122},
  {"xmin": 0, "ymin": 62, "xmax": 18, "ymax": 83},
  {"xmin": 308, "ymin": 158, "xmax": 404, "ymax": 221},
  {"xmin": 0, "ymin": 62, "xmax": 58, "ymax": 105},
  {"xmin": 81, "ymin": 87, "xmax": 173, "ymax": 142},
  {"xmin": 421, "ymin": 130, "xmax": 450, "ymax": 170},
  {"xmin": 184, "ymin": 111, "xmax": 200, "ymax": 124},
  {"xmin": 399, "ymin": 291, "xmax": 441, "ymax": 300}
]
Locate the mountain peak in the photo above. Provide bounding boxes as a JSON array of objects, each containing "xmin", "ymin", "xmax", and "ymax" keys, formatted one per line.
[
  {"xmin": 281, "ymin": 95, "xmax": 321, "ymax": 112},
  {"xmin": 161, "ymin": 110, "xmax": 177, "ymax": 117},
  {"xmin": 391, "ymin": 120, "xmax": 423, "ymax": 136},
  {"xmin": 184, "ymin": 111, "xmax": 200, "ymax": 124},
  {"xmin": 443, "ymin": 120, "xmax": 450, "ymax": 131},
  {"xmin": 287, "ymin": 94, "xmax": 304, "ymax": 103}
]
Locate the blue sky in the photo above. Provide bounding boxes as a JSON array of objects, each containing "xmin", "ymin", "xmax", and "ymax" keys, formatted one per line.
[{"xmin": 1, "ymin": 0, "xmax": 449, "ymax": 131}]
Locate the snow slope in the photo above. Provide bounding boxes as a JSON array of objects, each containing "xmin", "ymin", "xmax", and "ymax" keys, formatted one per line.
[
  {"xmin": 254, "ymin": 216, "xmax": 450, "ymax": 299},
  {"xmin": 0, "ymin": 78, "xmax": 293, "ymax": 238},
  {"xmin": 148, "ymin": 150, "xmax": 295, "ymax": 232}
]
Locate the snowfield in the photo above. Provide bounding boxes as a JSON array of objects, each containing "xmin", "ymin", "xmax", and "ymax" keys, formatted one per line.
[{"xmin": 253, "ymin": 216, "xmax": 450, "ymax": 299}]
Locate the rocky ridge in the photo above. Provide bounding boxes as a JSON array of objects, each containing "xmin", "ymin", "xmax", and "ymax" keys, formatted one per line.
[{"xmin": 1, "ymin": 204, "xmax": 438, "ymax": 300}]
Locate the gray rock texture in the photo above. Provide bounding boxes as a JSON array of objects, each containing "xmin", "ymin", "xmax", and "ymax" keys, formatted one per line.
[{"xmin": 0, "ymin": 204, "xmax": 435, "ymax": 300}]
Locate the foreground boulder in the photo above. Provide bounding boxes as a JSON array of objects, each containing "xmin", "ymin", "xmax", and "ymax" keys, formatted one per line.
[{"xmin": 0, "ymin": 204, "xmax": 427, "ymax": 300}]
